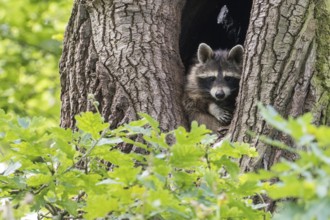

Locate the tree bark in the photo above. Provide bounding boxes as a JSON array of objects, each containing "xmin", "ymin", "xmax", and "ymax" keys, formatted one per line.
[
  {"xmin": 60, "ymin": 0, "xmax": 329, "ymax": 164},
  {"xmin": 59, "ymin": 0, "xmax": 187, "ymax": 135},
  {"xmin": 229, "ymin": 0, "xmax": 330, "ymax": 171}
]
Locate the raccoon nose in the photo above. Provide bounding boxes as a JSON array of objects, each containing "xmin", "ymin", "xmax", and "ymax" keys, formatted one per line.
[{"xmin": 215, "ymin": 90, "xmax": 225, "ymax": 99}]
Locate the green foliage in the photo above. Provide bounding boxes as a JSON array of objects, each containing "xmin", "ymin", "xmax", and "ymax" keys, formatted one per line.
[
  {"xmin": 1, "ymin": 106, "xmax": 330, "ymax": 220},
  {"xmin": 2, "ymin": 0, "xmax": 329, "ymax": 219},
  {"xmin": 0, "ymin": 110, "xmax": 268, "ymax": 219},
  {"xmin": 0, "ymin": 0, "xmax": 72, "ymax": 124},
  {"xmin": 252, "ymin": 105, "xmax": 330, "ymax": 220}
]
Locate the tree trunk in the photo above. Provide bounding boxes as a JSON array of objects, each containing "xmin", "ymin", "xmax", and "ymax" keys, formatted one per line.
[
  {"xmin": 59, "ymin": 0, "xmax": 187, "ymax": 136},
  {"xmin": 60, "ymin": 0, "xmax": 329, "ymax": 163},
  {"xmin": 229, "ymin": 0, "xmax": 330, "ymax": 171}
]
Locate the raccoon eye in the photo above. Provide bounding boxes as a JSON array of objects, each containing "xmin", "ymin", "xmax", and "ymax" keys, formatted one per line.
[
  {"xmin": 207, "ymin": 76, "xmax": 216, "ymax": 82},
  {"xmin": 224, "ymin": 77, "xmax": 234, "ymax": 82}
]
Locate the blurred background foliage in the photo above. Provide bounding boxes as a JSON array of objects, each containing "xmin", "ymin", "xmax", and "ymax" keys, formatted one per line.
[{"xmin": 0, "ymin": 0, "xmax": 72, "ymax": 125}]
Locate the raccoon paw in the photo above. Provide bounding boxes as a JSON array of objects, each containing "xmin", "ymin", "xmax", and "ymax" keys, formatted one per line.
[{"xmin": 208, "ymin": 103, "xmax": 232, "ymax": 124}]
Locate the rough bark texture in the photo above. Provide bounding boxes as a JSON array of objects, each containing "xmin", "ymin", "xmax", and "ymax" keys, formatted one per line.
[
  {"xmin": 59, "ymin": 0, "xmax": 187, "ymax": 136},
  {"xmin": 313, "ymin": 0, "xmax": 330, "ymax": 125},
  {"xmin": 59, "ymin": 0, "xmax": 330, "ymax": 164},
  {"xmin": 229, "ymin": 0, "xmax": 330, "ymax": 171}
]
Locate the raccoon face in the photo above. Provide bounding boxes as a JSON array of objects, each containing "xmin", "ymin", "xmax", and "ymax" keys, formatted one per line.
[{"xmin": 195, "ymin": 43, "xmax": 244, "ymax": 102}]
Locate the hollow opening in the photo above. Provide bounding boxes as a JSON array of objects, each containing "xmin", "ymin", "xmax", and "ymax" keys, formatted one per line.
[{"xmin": 179, "ymin": 0, "xmax": 252, "ymax": 69}]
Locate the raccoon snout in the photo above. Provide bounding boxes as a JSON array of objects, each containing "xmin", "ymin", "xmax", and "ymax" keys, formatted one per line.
[
  {"xmin": 215, "ymin": 90, "xmax": 225, "ymax": 99},
  {"xmin": 211, "ymin": 87, "xmax": 230, "ymax": 100}
]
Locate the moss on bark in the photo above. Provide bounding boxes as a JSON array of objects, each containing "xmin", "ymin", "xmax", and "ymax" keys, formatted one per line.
[{"xmin": 312, "ymin": 0, "xmax": 330, "ymax": 125}]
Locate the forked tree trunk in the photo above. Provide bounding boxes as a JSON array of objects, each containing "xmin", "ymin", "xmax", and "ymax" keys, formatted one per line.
[
  {"xmin": 59, "ymin": 0, "xmax": 187, "ymax": 137},
  {"xmin": 229, "ymin": 0, "xmax": 330, "ymax": 171},
  {"xmin": 60, "ymin": 0, "xmax": 329, "ymax": 164}
]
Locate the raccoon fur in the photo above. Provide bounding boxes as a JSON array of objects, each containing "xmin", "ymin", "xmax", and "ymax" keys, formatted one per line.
[{"xmin": 183, "ymin": 43, "xmax": 244, "ymax": 132}]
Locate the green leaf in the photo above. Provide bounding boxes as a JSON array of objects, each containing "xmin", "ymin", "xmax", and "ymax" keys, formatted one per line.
[
  {"xmin": 96, "ymin": 178, "xmax": 124, "ymax": 186},
  {"xmin": 172, "ymin": 171, "xmax": 198, "ymax": 189},
  {"xmin": 3, "ymin": 162, "xmax": 21, "ymax": 176},
  {"xmin": 123, "ymin": 125, "xmax": 151, "ymax": 136},
  {"xmin": 170, "ymin": 143, "xmax": 204, "ymax": 169},
  {"xmin": 258, "ymin": 104, "xmax": 289, "ymax": 133},
  {"xmin": 50, "ymin": 127, "xmax": 73, "ymax": 142},
  {"xmin": 151, "ymin": 157, "xmax": 171, "ymax": 177},
  {"xmin": 108, "ymin": 166, "xmax": 141, "ymax": 186},
  {"xmin": 210, "ymin": 141, "xmax": 257, "ymax": 160},
  {"xmin": 268, "ymin": 178, "xmax": 315, "ymax": 199},
  {"xmin": 311, "ymin": 126, "xmax": 330, "ymax": 147},
  {"xmin": 26, "ymin": 174, "xmax": 52, "ymax": 187},
  {"xmin": 17, "ymin": 117, "xmax": 30, "ymax": 128},
  {"xmin": 203, "ymin": 170, "xmax": 219, "ymax": 190},
  {"xmin": 97, "ymin": 137, "xmax": 123, "ymax": 146},
  {"xmin": 75, "ymin": 112, "xmax": 109, "ymax": 139},
  {"xmin": 59, "ymin": 199, "xmax": 79, "ymax": 216},
  {"xmin": 84, "ymin": 195, "xmax": 119, "ymax": 219},
  {"xmin": 217, "ymin": 157, "xmax": 240, "ymax": 178},
  {"xmin": 138, "ymin": 113, "xmax": 160, "ymax": 132},
  {"xmin": 91, "ymin": 149, "xmax": 134, "ymax": 167},
  {"xmin": 121, "ymin": 137, "xmax": 149, "ymax": 150}
]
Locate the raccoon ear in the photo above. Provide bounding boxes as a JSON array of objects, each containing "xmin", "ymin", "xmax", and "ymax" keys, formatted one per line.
[
  {"xmin": 228, "ymin": 45, "xmax": 244, "ymax": 65},
  {"xmin": 197, "ymin": 43, "xmax": 214, "ymax": 63}
]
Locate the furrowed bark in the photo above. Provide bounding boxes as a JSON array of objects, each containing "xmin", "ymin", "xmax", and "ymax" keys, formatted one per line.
[
  {"xmin": 229, "ymin": 0, "xmax": 330, "ymax": 172},
  {"xmin": 59, "ymin": 0, "xmax": 187, "ymax": 137}
]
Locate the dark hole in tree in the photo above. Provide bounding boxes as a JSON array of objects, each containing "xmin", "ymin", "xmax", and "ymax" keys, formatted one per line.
[{"xmin": 179, "ymin": 0, "xmax": 252, "ymax": 69}]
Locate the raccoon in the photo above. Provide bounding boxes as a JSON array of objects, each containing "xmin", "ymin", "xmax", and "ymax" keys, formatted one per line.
[{"xmin": 183, "ymin": 43, "xmax": 244, "ymax": 132}]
